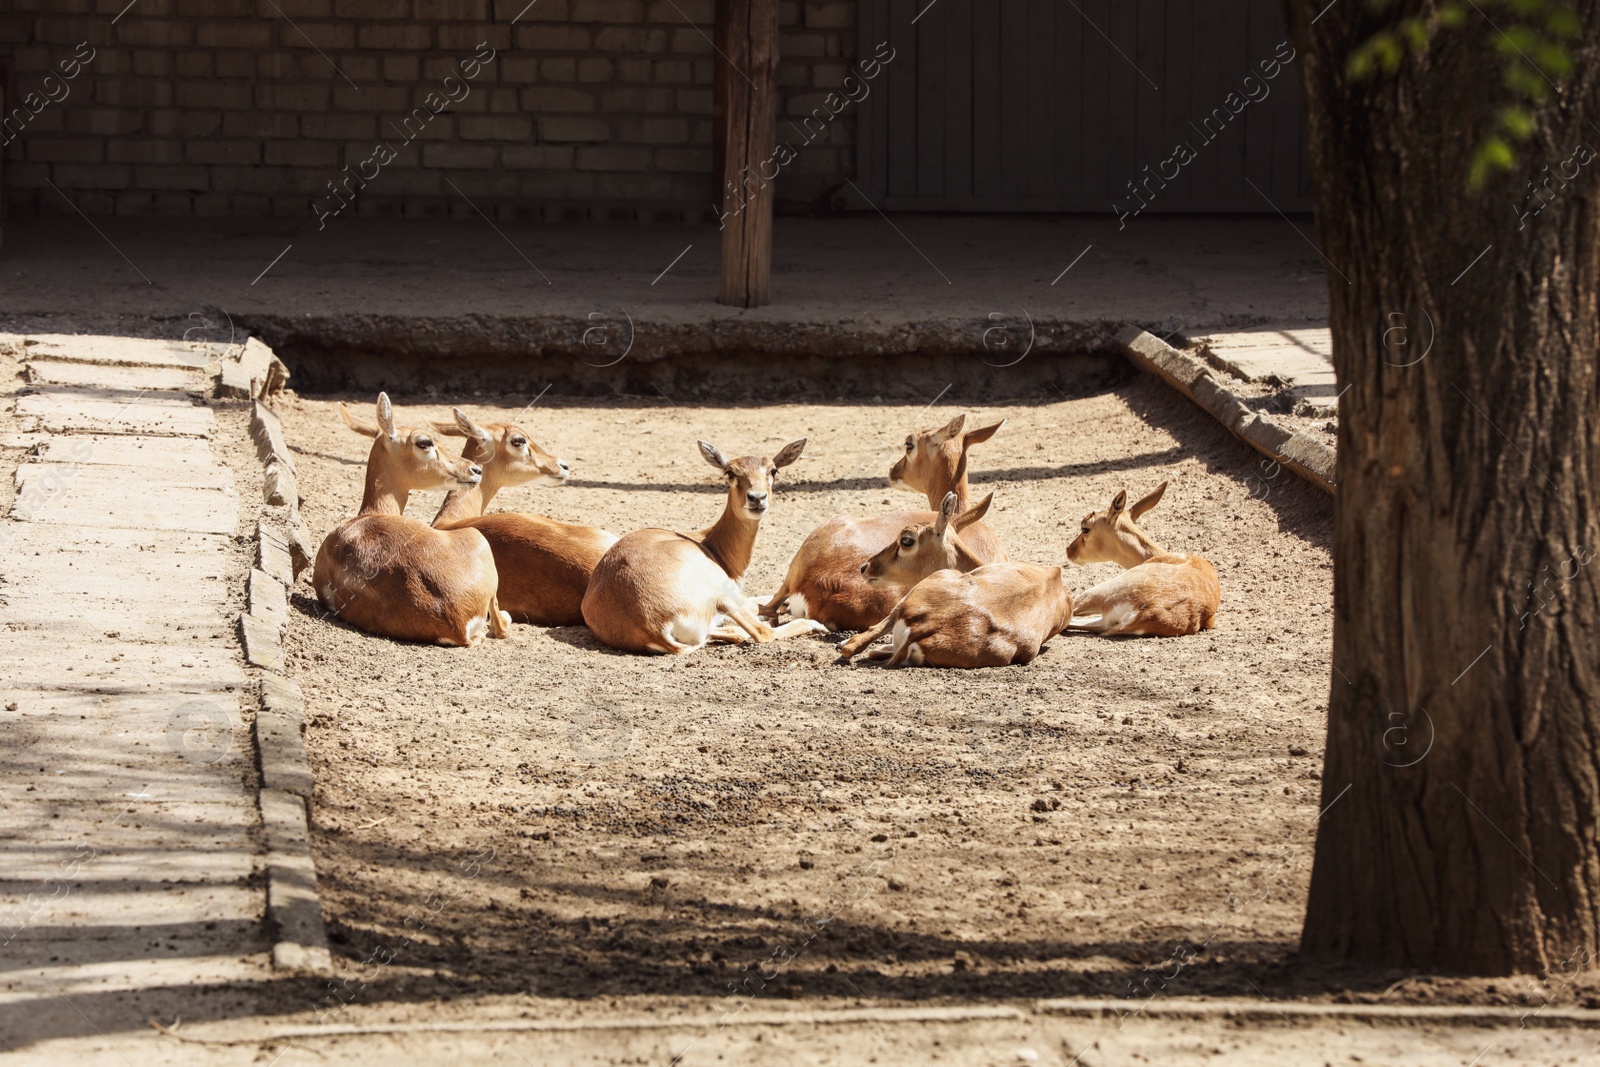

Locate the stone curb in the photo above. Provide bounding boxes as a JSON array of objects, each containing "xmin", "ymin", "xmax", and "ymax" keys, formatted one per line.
[
  {"xmin": 1117, "ymin": 326, "xmax": 1337, "ymax": 496},
  {"xmin": 261, "ymin": 786, "xmax": 332, "ymax": 974},
  {"xmin": 227, "ymin": 997, "xmax": 1600, "ymax": 1042},
  {"xmin": 1034, "ymin": 996, "xmax": 1600, "ymax": 1029},
  {"xmin": 218, "ymin": 336, "xmax": 291, "ymax": 400},
  {"xmin": 216, "ymin": 339, "xmax": 332, "ymax": 976}
]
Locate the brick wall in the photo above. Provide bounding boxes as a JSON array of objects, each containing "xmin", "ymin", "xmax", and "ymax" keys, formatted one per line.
[{"xmin": 0, "ymin": 0, "xmax": 859, "ymax": 221}]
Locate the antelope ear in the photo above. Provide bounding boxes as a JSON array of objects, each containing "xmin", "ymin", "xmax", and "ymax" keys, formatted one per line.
[
  {"xmin": 962, "ymin": 419, "xmax": 1005, "ymax": 447},
  {"xmin": 772, "ymin": 438, "xmax": 807, "ymax": 468},
  {"xmin": 1130, "ymin": 480, "xmax": 1168, "ymax": 520},
  {"xmin": 428, "ymin": 420, "xmax": 468, "ymax": 438},
  {"xmin": 339, "ymin": 402, "xmax": 381, "ymax": 438},
  {"xmin": 1109, "ymin": 489, "xmax": 1128, "ymax": 516},
  {"xmin": 934, "ymin": 491, "xmax": 959, "ymax": 537},
  {"xmin": 698, "ymin": 440, "xmax": 730, "ymax": 470},
  {"xmin": 375, "ymin": 393, "xmax": 396, "ymax": 439},
  {"xmin": 933, "ymin": 413, "xmax": 967, "ymax": 443},
  {"xmin": 955, "ymin": 491, "xmax": 993, "ymax": 530},
  {"xmin": 452, "ymin": 407, "xmax": 491, "ymax": 444}
]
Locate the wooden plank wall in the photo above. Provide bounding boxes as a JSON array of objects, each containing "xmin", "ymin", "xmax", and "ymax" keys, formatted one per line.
[{"xmin": 857, "ymin": 0, "xmax": 1310, "ymax": 212}]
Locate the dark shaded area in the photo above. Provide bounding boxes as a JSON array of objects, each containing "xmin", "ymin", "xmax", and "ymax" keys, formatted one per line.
[{"xmin": 267, "ymin": 334, "xmax": 1131, "ymax": 401}]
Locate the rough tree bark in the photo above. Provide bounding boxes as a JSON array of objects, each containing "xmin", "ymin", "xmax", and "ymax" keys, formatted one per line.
[{"xmin": 1290, "ymin": 1, "xmax": 1600, "ymax": 973}]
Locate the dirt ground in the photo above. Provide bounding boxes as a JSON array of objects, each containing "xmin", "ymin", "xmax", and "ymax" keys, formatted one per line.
[{"xmin": 272, "ymin": 368, "xmax": 1361, "ymax": 1011}]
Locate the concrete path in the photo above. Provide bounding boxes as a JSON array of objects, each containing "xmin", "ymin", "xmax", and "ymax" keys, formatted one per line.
[
  {"xmin": 0, "ymin": 335, "xmax": 273, "ymax": 1043},
  {"xmin": 0, "ymin": 216, "xmax": 1329, "ymax": 342}
]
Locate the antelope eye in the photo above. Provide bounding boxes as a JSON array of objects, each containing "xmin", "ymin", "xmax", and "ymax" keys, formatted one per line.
[
  {"xmin": 726, "ymin": 471, "xmax": 736, "ymax": 480},
  {"xmin": 900, "ymin": 536, "xmax": 915, "ymax": 548},
  {"xmin": 905, "ymin": 439, "xmax": 914, "ymax": 452},
  {"xmin": 416, "ymin": 437, "xmax": 434, "ymax": 450},
  {"xmin": 510, "ymin": 437, "xmax": 527, "ymax": 448},
  {"xmin": 1081, "ymin": 526, "xmax": 1090, "ymax": 534}
]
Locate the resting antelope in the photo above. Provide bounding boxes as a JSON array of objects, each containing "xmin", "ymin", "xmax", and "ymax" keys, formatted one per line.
[
  {"xmin": 340, "ymin": 404, "xmax": 619, "ymax": 625},
  {"xmin": 761, "ymin": 414, "xmax": 1006, "ymax": 631},
  {"xmin": 1064, "ymin": 482, "xmax": 1220, "ymax": 636},
  {"xmin": 836, "ymin": 558, "xmax": 1073, "ymax": 669},
  {"xmin": 314, "ymin": 394, "xmax": 508, "ymax": 647},
  {"xmin": 581, "ymin": 439, "xmax": 826, "ymax": 654}
]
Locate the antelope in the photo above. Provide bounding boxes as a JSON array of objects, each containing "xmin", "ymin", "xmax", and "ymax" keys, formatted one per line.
[
  {"xmin": 314, "ymin": 394, "xmax": 508, "ymax": 647},
  {"xmin": 760, "ymin": 414, "xmax": 1006, "ymax": 631},
  {"xmin": 836, "ymin": 559, "xmax": 1074, "ymax": 669},
  {"xmin": 581, "ymin": 439, "xmax": 827, "ymax": 654},
  {"xmin": 340, "ymin": 404, "xmax": 619, "ymax": 625},
  {"xmin": 1064, "ymin": 482, "xmax": 1220, "ymax": 636}
]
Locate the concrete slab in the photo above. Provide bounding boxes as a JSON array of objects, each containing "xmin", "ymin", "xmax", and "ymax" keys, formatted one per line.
[
  {"xmin": 0, "ymin": 953, "xmax": 271, "ymax": 1004},
  {"xmin": 1, "ymin": 771, "xmax": 247, "ymax": 806},
  {"xmin": 0, "ymin": 846, "xmax": 254, "ymax": 884},
  {"xmin": 1196, "ymin": 325, "xmax": 1333, "ymax": 381},
  {"xmin": 0, "ymin": 602, "xmax": 232, "ymax": 636},
  {"xmin": 15, "ymin": 390, "xmax": 215, "ymax": 438},
  {"xmin": 1195, "ymin": 324, "xmax": 1339, "ymax": 416},
  {"xmin": 17, "ymin": 335, "xmax": 231, "ymax": 371},
  {"xmin": 0, "ymin": 526, "xmax": 234, "ymax": 590},
  {"xmin": 5, "ymin": 701, "xmax": 250, "ymax": 778},
  {"xmin": 7, "ymin": 469, "xmax": 238, "ymax": 533},
  {"xmin": 24, "ymin": 360, "xmax": 204, "ymax": 393},
  {"xmin": 0, "ymin": 884, "xmax": 261, "ymax": 936},
  {"xmin": 15, "ymin": 459, "xmax": 234, "ymax": 493},
  {"xmin": 0, "ymin": 637, "xmax": 245, "ymax": 691},
  {"xmin": 29, "ymin": 434, "xmax": 218, "ymax": 471},
  {"xmin": 0, "ymin": 798, "xmax": 256, "ymax": 843}
]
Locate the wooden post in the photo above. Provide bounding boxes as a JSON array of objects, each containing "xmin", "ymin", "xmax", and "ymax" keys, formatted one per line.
[{"xmin": 713, "ymin": 0, "xmax": 779, "ymax": 307}]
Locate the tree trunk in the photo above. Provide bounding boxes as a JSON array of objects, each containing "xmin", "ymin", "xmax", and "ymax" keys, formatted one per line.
[{"xmin": 1291, "ymin": 1, "xmax": 1600, "ymax": 973}]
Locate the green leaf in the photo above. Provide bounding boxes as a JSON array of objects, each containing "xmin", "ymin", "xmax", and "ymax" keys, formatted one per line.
[
  {"xmin": 1468, "ymin": 136, "xmax": 1516, "ymax": 191},
  {"xmin": 1502, "ymin": 25, "xmax": 1542, "ymax": 51},
  {"xmin": 1499, "ymin": 106, "xmax": 1536, "ymax": 140},
  {"xmin": 1437, "ymin": 3, "xmax": 1466, "ymax": 28},
  {"xmin": 1535, "ymin": 43, "xmax": 1573, "ymax": 77},
  {"xmin": 1347, "ymin": 45, "xmax": 1376, "ymax": 80},
  {"xmin": 1401, "ymin": 16, "xmax": 1432, "ymax": 50},
  {"xmin": 1546, "ymin": 7, "xmax": 1582, "ymax": 38},
  {"xmin": 1377, "ymin": 35, "xmax": 1405, "ymax": 73},
  {"xmin": 1505, "ymin": 63, "xmax": 1551, "ymax": 99}
]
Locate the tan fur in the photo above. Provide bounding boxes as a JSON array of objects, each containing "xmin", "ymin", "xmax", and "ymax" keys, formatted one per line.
[
  {"xmin": 342, "ymin": 404, "xmax": 618, "ymax": 626},
  {"xmin": 762, "ymin": 414, "xmax": 1007, "ymax": 631},
  {"xmin": 1064, "ymin": 482, "xmax": 1221, "ymax": 637},
  {"xmin": 314, "ymin": 395, "xmax": 507, "ymax": 647},
  {"xmin": 582, "ymin": 439, "xmax": 825, "ymax": 654},
  {"xmin": 837, "ymin": 563, "xmax": 1073, "ymax": 669}
]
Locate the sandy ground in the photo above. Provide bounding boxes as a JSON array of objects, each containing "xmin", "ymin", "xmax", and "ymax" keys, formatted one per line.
[
  {"xmin": 7, "ymin": 352, "xmax": 1600, "ymax": 1062},
  {"xmin": 273, "ymin": 371, "xmax": 1358, "ymax": 1014}
]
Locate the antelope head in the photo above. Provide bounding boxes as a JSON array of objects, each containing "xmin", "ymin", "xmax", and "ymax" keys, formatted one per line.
[
  {"xmin": 431, "ymin": 410, "xmax": 570, "ymax": 488},
  {"xmin": 362, "ymin": 393, "xmax": 483, "ymax": 499},
  {"xmin": 699, "ymin": 438, "xmax": 807, "ymax": 520},
  {"xmin": 861, "ymin": 491, "xmax": 993, "ymax": 587},
  {"xmin": 1067, "ymin": 481, "xmax": 1168, "ymax": 567},
  {"xmin": 888, "ymin": 412, "xmax": 1005, "ymax": 498}
]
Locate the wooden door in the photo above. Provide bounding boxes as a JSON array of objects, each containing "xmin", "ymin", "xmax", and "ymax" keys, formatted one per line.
[{"xmin": 855, "ymin": 0, "xmax": 1310, "ymax": 212}]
